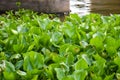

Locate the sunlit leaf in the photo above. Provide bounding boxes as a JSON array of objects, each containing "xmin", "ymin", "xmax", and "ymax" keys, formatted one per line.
[{"xmin": 73, "ymin": 70, "xmax": 87, "ymax": 80}]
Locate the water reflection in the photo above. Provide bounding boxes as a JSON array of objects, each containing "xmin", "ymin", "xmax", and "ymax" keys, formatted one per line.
[{"xmin": 70, "ymin": 0, "xmax": 89, "ymax": 16}]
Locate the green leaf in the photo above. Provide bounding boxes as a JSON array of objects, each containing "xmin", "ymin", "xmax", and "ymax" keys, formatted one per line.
[
  {"xmin": 50, "ymin": 53, "xmax": 65, "ymax": 63},
  {"xmin": 27, "ymin": 43, "xmax": 35, "ymax": 51},
  {"xmin": 105, "ymin": 37, "xmax": 118, "ymax": 56},
  {"xmin": 59, "ymin": 44, "xmax": 80, "ymax": 56},
  {"xmin": 13, "ymin": 44, "xmax": 25, "ymax": 53},
  {"xmin": 114, "ymin": 56, "xmax": 120, "ymax": 67},
  {"xmin": 90, "ymin": 36, "xmax": 104, "ymax": 51},
  {"xmin": 33, "ymin": 34, "xmax": 40, "ymax": 49},
  {"xmin": 15, "ymin": 60, "xmax": 23, "ymax": 69},
  {"xmin": 3, "ymin": 71, "xmax": 16, "ymax": 80},
  {"xmin": 3, "ymin": 61, "xmax": 16, "ymax": 80},
  {"xmin": 39, "ymin": 33, "xmax": 50, "ymax": 46},
  {"xmin": 75, "ymin": 58, "xmax": 88, "ymax": 70},
  {"xmin": 48, "ymin": 63, "xmax": 59, "ymax": 77},
  {"xmin": 91, "ymin": 74, "xmax": 102, "ymax": 80},
  {"xmin": 60, "ymin": 62, "xmax": 69, "ymax": 72},
  {"xmin": 62, "ymin": 22, "xmax": 75, "ymax": 38},
  {"xmin": 4, "ymin": 60, "xmax": 15, "ymax": 72},
  {"xmin": 73, "ymin": 70, "xmax": 87, "ymax": 80},
  {"xmin": 93, "ymin": 54, "xmax": 106, "ymax": 75},
  {"xmin": 23, "ymin": 51, "xmax": 44, "ymax": 71},
  {"xmin": 66, "ymin": 52, "xmax": 74, "ymax": 65},
  {"xmin": 23, "ymin": 56, "xmax": 33, "ymax": 71},
  {"xmin": 50, "ymin": 31, "xmax": 63, "ymax": 45},
  {"xmin": 62, "ymin": 75, "xmax": 74, "ymax": 80},
  {"xmin": 45, "ymin": 68, "xmax": 54, "ymax": 79},
  {"xmin": 82, "ymin": 54, "xmax": 92, "ymax": 66},
  {"xmin": 55, "ymin": 68, "xmax": 65, "ymax": 80},
  {"xmin": 104, "ymin": 73, "xmax": 114, "ymax": 80}
]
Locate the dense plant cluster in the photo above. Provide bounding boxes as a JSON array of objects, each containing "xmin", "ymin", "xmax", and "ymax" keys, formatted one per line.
[{"xmin": 0, "ymin": 10, "xmax": 120, "ymax": 80}]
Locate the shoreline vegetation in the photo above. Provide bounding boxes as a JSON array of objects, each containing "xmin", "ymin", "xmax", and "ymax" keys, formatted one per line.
[{"xmin": 0, "ymin": 9, "xmax": 120, "ymax": 80}]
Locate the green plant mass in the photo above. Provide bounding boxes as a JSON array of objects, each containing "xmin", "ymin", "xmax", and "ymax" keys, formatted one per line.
[{"xmin": 0, "ymin": 9, "xmax": 120, "ymax": 80}]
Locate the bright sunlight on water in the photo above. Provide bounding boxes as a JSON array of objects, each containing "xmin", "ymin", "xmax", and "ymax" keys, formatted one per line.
[{"xmin": 70, "ymin": 0, "xmax": 90, "ymax": 16}]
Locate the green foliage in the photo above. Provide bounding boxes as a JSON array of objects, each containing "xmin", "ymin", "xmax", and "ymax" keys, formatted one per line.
[{"xmin": 0, "ymin": 9, "xmax": 120, "ymax": 79}]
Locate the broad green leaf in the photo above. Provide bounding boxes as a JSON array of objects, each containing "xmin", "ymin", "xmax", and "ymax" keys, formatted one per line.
[
  {"xmin": 66, "ymin": 52, "xmax": 74, "ymax": 65},
  {"xmin": 60, "ymin": 62, "xmax": 69, "ymax": 72},
  {"xmin": 62, "ymin": 75, "xmax": 74, "ymax": 80},
  {"xmin": 114, "ymin": 56, "xmax": 120, "ymax": 67},
  {"xmin": 55, "ymin": 68, "xmax": 65, "ymax": 80},
  {"xmin": 50, "ymin": 31, "xmax": 63, "ymax": 45},
  {"xmin": 75, "ymin": 58, "xmax": 88, "ymax": 70},
  {"xmin": 27, "ymin": 43, "xmax": 35, "ymax": 51},
  {"xmin": 105, "ymin": 37, "xmax": 118, "ymax": 56},
  {"xmin": 29, "ymin": 27, "xmax": 41, "ymax": 35},
  {"xmin": 106, "ymin": 46, "xmax": 117, "ymax": 56},
  {"xmin": 45, "ymin": 68, "xmax": 54, "ymax": 79},
  {"xmin": 48, "ymin": 63, "xmax": 60, "ymax": 78},
  {"xmin": 39, "ymin": 33, "xmax": 50, "ymax": 47},
  {"xmin": 33, "ymin": 34, "xmax": 40, "ymax": 49},
  {"xmin": 50, "ymin": 53, "xmax": 65, "ymax": 63},
  {"xmin": 91, "ymin": 74, "xmax": 102, "ymax": 80},
  {"xmin": 3, "ymin": 71, "xmax": 16, "ymax": 80},
  {"xmin": 3, "ymin": 61, "xmax": 16, "ymax": 80},
  {"xmin": 73, "ymin": 70, "xmax": 87, "ymax": 80},
  {"xmin": 59, "ymin": 44, "xmax": 80, "ymax": 56},
  {"xmin": 62, "ymin": 22, "xmax": 75, "ymax": 38},
  {"xmin": 23, "ymin": 56, "xmax": 33, "ymax": 71},
  {"xmin": 15, "ymin": 60, "xmax": 23, "ymax": 69},
  {"xmin": 90, "ymin": 36, "xmax": 104, "ymax": 51},
  {"xmin": 23, "ymin": 51, "xmax": 44, "ymax": 71},
  {"xmin": 4, "ymin": 60, "xmax": 15, "ymax": 72},
  {"xmin": 93, "ymin": 54, "xmax": 106, "ymax": 75},
  {"xmin": 59, "ymin": 44, "xmax": 71, "ymax": 56},
  {"xmin": 13, "ymin": 44, "xmax": 25, "ymax": 53},
  {"xmin": 78, "ymin": 28, "xmax": 87, "ymax": 41},
  {"xmin": 82, "ymin": 54, "xmax": 92, "ymax": 66},
  {"xmin": 69, "ymin": 14, "xmax": 81, "ymax": 22}
]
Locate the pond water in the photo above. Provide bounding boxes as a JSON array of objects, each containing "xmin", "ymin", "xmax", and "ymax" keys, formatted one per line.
[{"xmin": 70, "ymin": 0, "xmax": 89, "ymax": 16}]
